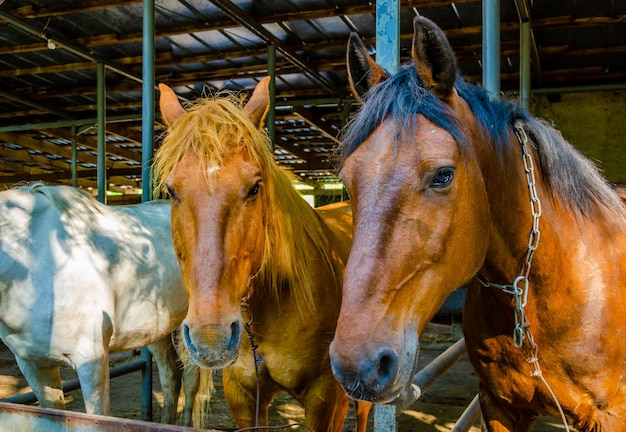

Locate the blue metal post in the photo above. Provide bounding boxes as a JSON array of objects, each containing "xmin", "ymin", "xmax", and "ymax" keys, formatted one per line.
[
  {"xmin": 96, "ymin": 62, "xmax": 106, "ymax": 204},
  {"xmin": 376, "ymin": 0, "xmax": 400, "ymax": 74},
  {"xmin": 482, "ymin": 0, "xmax": 501, "ymax": 96},
  {"xmin": 375, "ymin": 0, "xmax": 400, "ymax": 427},
  {"xmin": 142, "ymin": 0, "xmax": 155, "ymax": 203},
  {"xmin": 140, "ymin": 0, "xmax": 155, "ymax": 421}
]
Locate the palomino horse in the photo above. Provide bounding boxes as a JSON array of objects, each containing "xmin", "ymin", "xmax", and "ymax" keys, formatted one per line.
[
  {"xmin": 0, "ymin": 183, "xmax": 206, "ymax": 425},
  {"xmin": 329, "ymin": 16, "xmax": 626, "ymax": 432},
  {"xmin": 154, "ymin": 78, "xmax": 371, "ymax": 430}
]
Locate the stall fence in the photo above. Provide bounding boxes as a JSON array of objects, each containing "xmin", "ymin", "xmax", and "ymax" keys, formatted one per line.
[{"xmin": 0, "ymin": 340, "xmax": 480, "ymax": 431}]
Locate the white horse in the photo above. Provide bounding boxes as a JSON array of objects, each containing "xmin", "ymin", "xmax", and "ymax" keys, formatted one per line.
[{"xmin": 0, "ymin": 183, "xmax": 203, "ymax": 424}]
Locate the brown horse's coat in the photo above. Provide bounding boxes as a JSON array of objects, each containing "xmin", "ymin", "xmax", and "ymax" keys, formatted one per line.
[
  {"xmin": 154, "ymin": 79, "xmax": 370, "ymax": 431},
  {"xmin": 330, "ymin": 16, "xmax": 626, "ymax": 432}
]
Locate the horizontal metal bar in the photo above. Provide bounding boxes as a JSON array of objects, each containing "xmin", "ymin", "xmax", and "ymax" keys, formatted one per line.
[
  {"xmin": 0, "ymin": 10, "xmax": 142, "ymax": 84},
  {"xmin": 0, "ymin": 90, "xmax": 75, "ymax": 120},
  {"xmin": 451, "ymin": 394, "xmax": 482, "ymax": 432},
  {"xmin": 0, "ymin": 97, "xmax": 355, "ymax": 133},
  {"xmin": 1, "ymin": 359, "xmax": 146, "ymax": 406},
  {"xmin": 0, "ymin": 114, "xmax": 142, "ymax": 133},
  {"xmin": 413, "ymin": 337, "xmax": 467, "ymax": 394},
  {"xmin": 0, "ymin": 401, "xmax": 200, "ymax": 431}
]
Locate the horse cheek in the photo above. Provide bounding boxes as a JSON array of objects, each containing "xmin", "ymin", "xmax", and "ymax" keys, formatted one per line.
[{"xmin": 170, "ymin": 209, "xmax": 193, "ymax": 298}]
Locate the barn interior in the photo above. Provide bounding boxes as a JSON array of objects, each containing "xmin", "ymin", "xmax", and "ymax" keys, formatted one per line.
[{"xmin": 0, "ymin": 0, "xmax": 624, "ymax": 205}]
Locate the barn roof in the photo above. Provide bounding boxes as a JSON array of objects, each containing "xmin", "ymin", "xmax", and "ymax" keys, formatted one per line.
[{"xmin": 0, "ymin": 0, "xmax": 624, "ymax": 199}]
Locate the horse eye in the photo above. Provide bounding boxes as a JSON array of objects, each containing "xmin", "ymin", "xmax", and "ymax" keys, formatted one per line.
[
  {"xmin": 247, "ymin": 181, "xmax": 261, "ymax": 198},
  {"xmin": 165, "ymin": 184, "xmax": 179, "ymax": 202},
  {"xmin": 431, "ymin": 168, "xmax": 455, "ymax": 188}
]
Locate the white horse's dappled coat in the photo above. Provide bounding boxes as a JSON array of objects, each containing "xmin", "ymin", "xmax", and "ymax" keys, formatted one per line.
[{"xmin": 0, "ymin": 184, "xmax": 188, "ymax": 419}]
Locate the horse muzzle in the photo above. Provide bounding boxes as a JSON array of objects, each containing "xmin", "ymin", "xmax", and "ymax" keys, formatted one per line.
[
  {"xmin": 329, "ymin": 340, "xmax": 419, "ymax": 404},
  {"xmin": 182, "ymin": 319, "xmax": 241, "ymax": 368}
]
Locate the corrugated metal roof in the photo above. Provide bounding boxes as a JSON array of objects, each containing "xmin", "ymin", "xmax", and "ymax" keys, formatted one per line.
[{"xmin": 0, "ymin": 0, "xmax": 624, "ymax": 198}]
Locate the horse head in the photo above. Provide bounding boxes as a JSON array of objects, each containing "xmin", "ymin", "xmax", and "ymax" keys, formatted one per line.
[
  {"xmin": 329, "ymin": 16, "xmax": 491, "ymax": 403},
  {"xmin": 156, "ymin": 79, "xmax": 271, "ymax": 368}
]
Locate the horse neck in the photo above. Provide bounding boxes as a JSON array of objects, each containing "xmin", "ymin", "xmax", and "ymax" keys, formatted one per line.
[
  {"xmin": 480, "ymin": 128, "xmax": 626, "ymax": 298},
  {"xmin": 479, "ymin": 161, "xmax": 522, "ymax": 277},
  {"xmin": 475, "ymin": 124, "xmax": 559, "ymax": 289}
]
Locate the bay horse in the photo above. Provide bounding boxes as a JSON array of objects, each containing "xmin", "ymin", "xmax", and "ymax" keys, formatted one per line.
[
  {"xmin": 154, "ymin": 78, "xmax": 371, "ymax": 430},
  {"xmin": 329, "ymin": 16, "xmax": 626, "ymax": 432},
  {"xmin": 0, "ymin": 183, "xmax": 207, "ymax": 425}
]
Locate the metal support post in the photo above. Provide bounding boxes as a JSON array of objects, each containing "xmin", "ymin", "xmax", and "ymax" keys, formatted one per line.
[
  {"xmin": 267, "ymin": 44, "xmax": 276, "ymax": 148},
  {"xmin": 373, "ymin": 1, "xmax": 401, "ymax": 426},
  {"xmin": 376, "ymin": 0, "xmax": 400, "ymax": 74},
  {"xmin": 482, "ymin": 0, "xmax": 501, "ymax": 96},
  {"xmin": 140, "ymin": 0, "xmax": 156, "ymax": 421}
]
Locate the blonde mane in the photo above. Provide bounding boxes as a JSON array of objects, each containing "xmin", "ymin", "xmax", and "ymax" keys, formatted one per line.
[{"xmin": 153, "ymin": 92, "xmax": 337, "ymax": 313}]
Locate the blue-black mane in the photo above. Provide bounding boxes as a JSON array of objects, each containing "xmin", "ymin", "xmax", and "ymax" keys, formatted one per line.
[
  {"xmin": 340, "ymin": 62, "xmax": 623, "ymax": 218},
  {"xmin": 339, "ymin": 63, "xmax": 526, "ymax": 167}
]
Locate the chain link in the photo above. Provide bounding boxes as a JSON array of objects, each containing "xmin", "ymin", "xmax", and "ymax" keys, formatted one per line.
[{"xmin": 477, "ymin": 120, "xmax": 541, "ymax": 348}]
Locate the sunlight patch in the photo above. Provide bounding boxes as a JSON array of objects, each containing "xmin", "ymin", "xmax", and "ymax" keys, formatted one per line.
[
  {"xmin": 207, "ymin": 165, "xmax": 221, "ymax": 176},
  {"xmin": 401, "ymin": 409, "xmax": 436, "ymax": 424}
]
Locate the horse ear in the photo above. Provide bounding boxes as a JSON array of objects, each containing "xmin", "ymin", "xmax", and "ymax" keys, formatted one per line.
[
  {"xmin": 411, "ymin": 16, "xmax": 457, "ymax": 99},
  {"xmin": 244, "ymin": 77, "xmax": 271, "ymax": 129},
  {"xmin": 158, "ymin": 84, "xmax": 186, "ymax": 126},
  {"xmin": 347, "ymin": 33, "xmax": 388, "ymax": 101}
]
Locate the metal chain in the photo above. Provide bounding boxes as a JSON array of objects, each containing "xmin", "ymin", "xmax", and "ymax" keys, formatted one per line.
[
  {"xmin": 476, "ymin": 120, "xmax": 570, "ymax": 431},
  {"xmin": 476, "ymin": 120, "xmax": 541, "ymax": 348}
]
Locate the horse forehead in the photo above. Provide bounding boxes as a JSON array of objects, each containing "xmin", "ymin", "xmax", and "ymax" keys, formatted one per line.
[
  {"xmin": 168, "ymin": 153, "xmax": 226, "ymax": 184},
  {"xmin": 341, "ymin": 116, "xmax": 457, "ymax": 184},
  {"xmin": 206, "ymin": 164, "xmax": 221, "ymax": 176},
  {"xmin": 341, "ymin": 119, "xmax": 398, "ymax": 181}
]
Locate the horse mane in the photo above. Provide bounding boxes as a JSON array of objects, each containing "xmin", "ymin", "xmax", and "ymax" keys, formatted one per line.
[
  {"xmin": 340, "ymin": 63, "xmax": 624, "ymax": 219},
  {"xmin": 153, "ymin": 92, "xmax": 336, "ymax": 313}
]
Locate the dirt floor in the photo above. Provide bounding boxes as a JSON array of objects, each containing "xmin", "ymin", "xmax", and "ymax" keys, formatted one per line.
[{"xmin": 0, "ymin": 322, "xmax": 568, "ymax": 431}]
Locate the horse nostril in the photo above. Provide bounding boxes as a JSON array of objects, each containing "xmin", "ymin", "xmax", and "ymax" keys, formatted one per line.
[
  {"xmin": 229, "ymin": 320, "xmax": 241, "ymax": 352},
  {"xmin": 375, "ymin": 348, "xmax": 398, "ymax": 388},
  {"xmin": 182, "ymin": 322, "xmax": 196, "ymax": 354}
]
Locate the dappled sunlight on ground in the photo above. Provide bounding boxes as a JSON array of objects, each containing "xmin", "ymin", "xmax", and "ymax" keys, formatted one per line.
[{"xmin": 275, "ymin": 400, "xmax": 305, "ymax": 424}]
